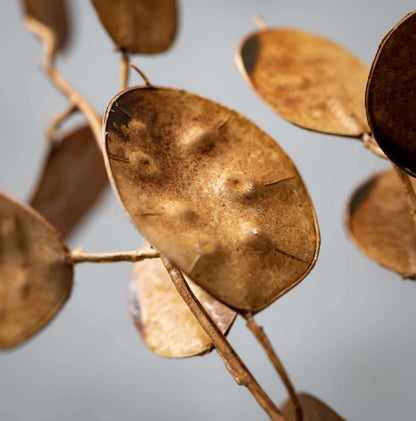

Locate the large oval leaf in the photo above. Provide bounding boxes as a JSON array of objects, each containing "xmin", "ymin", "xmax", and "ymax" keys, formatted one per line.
[
  {"xmin": 0, "ymin": 191, "xmax": 73, "ymax": 349},
  {"xmin": 345, "ymin": 169, "xmax": 416, "ymax": 278},
  {"xmin": 22, "ymin": 0, "xmax": 69, "ymax": 56},
  {"xmin": 236, "ymin": 28, "xmax": 369, "ymax": 137},
  {"xmin": 281, "ymin": 393, "xmax": 345, "ymax": 421},
  {"xmin": 366, "ymin": 12, "xmax": 416, "ymax": 176},
  {"xmin": 128, "ymin": 244, "xmax": 236, "ymax": 358},
  {"xmin": 103, "ymin": 86, "xmax": 320, "ymax": 312},
  {"xmin": 90, "ymin": 0, "xmax": 178, "ymax": 54},
  {"xmin": 30, "ymin": 125, "xmax": 108, "ymax": 238}
]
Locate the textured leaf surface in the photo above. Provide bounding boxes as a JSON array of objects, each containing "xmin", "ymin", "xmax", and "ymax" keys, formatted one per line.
[
  {"xmin": 366, "ymin": 12, "xmax": 416, "ymax": 176},
  {"xmin": 90, "ymin": 0, "xmax": 177, "ymax": 54},
  {"xmin": 30, "ymin": 125, "xmax": 108, "ymax": 238},
  {"xmin": 104, "ymin": 86, "xmax": 319, "ymax": 312},
  {"xmin": 0, "ymin": 191, "xmax": 73, "ymax": 349},
  {"xmin": 128, "ymin": 244, "xmax": 236, "ymax": 358},
  {"xmin": 236, "ymin": 28, "xmax": 369, "ymax": 137},
  {"xmin": 346, "ymin": 169, "xmax": 416, "ymax": 278}
]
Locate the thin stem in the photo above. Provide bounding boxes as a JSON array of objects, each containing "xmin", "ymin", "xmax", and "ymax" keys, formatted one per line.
[
  {"xmin": 243, "ymin": 313, "xmax": 302, "ymax": 421},
  {"xmin": 47, "ymin": 104, "xmax": 78, "ymax": 143},
  {"xmin": 253, "ymin": 14, "xmax": 267, "ymax": 29},
  {"xmin": 161, "ymin": 255, "xmax": 286, "ymax": 421},
  {"xmin": 129, "ymin": 64, "xmax": 152, "ymax": 87},
  {"xmin": 43, "ymin": 64, "xmax": 103, "ymax": 151},
  {"xmin": 120, "ymin": 51, "xmax": 130, "ymax": 90},
  {"xmin": 69, "ymin": 248, "xmax": 159, "ymax": 264},
  {"xmin": 24, "ymin": 18, "xmax": 56, "ymax": 67},
  {"xmin": 361, "ymin": 133, "xmax": 386, "ymax": 159},
  {"xmin": 392, "ymin": 164, "xmax": 416, "ymax": 229}
]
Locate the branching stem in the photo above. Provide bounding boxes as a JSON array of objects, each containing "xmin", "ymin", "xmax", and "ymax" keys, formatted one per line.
[
  {"xmin": 243, "ymin": 313, "xmax": 302, "ymax": 421},
  {"xmin": 161, "ymin": 255, "xmax": 286, "ymax": 421},
  {"xmin": 69, "ymin": 248, "xmax": 159, "ymax": 264},
  {"xmin": 43, "ymin": 64, "xmax": 103, "ymax": 151}
]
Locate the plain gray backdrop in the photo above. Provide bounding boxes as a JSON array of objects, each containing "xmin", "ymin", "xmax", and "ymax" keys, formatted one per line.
[{"xmin": 1, "ymin": 1, "xmax": 416, "ymax": 420}]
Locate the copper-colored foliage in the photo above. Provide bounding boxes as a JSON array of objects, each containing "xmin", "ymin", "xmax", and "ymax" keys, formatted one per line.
[
  {"xmin": 281, "ymin": 393, "xmax": 345, "ymax": 421},
  {"xmin": 23, "ymin": 0, "xmax": 69, "ymax": 53},
  {"xmin": 103, "ymin": 86, "xmax": 319, "ymax": 312},
  {"xmin": 30, "ymin": 125, "xmax": 108, "ymax": 238},
  {"xmin": 128, "ymin": 244, "xmax": 236, "ymax": 358},
  {"xmin": 90, "ymin": 0, "xmax": 177, "ymax": 54},
  {"xmin": 0, "ymin": 191, "xmax": 73, "ymax": 349},
  {"xmin": 366, "ymin": 12, "xmax": 416, "ymax": 176},
  {"xmin": 346, "ymin": 169, "xmax": 416, "ymax": 278},
  {"xmin": 236, "ymin": 29, "xmax": 369, "ymax": 137}
]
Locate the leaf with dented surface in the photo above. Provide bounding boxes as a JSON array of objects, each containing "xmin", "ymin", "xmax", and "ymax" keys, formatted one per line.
[
  {"xmin": 22, "ymin": 0, "xmax": 69, "ymax": 58},
  {"xmin": 236, "ymin": 28, "xmax": 369, "ymax": 137},
  {"xmin": 346, "ymin": 169, "xmax": 416, "ymax": 279},
  {"xmin": 0, "ymin": 191, "xmax": 73, "ymax": 349},
  {"xmin": 103, "ymin": 86, "xmax": 320, "ymax": 312},
  {"xmin": 90, "ymin": 0, "xmax": 178, "ymax": 54},
  {"xmin": 366, "ymin": 11, "xmax": 416, "ymax": 176},
  {"xmin": 128, "ymin": 243, "xmax": 236, "ymax": 358},
  {"xmin": 30, "ymin": 125, "xmax": 108, "ymax": 238},
  {"xmin": 281, "ymin": 393, "xmax": 345, "ymax": 421}
]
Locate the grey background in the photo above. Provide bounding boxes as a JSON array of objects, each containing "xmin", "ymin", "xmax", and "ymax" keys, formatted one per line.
[{"xmin": 0, "ymin": 1, "xmax": 415, "ymax": 420}]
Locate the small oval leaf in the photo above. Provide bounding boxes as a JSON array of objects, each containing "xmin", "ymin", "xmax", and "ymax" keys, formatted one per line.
[
  {"xmin": 0, "ymin": 191, "xmax": 73, "ymax": 349},
  {"xmin": 236, "ymin": 28, "xmax": 369, "ymax": 137},
  {"xmin": 104, "ymin": 86, "xmax": 320, "ymax": 312},
  {"xmin": 346, "ymin": 169, "xmax": 416, "ymax": 278},
  {"xmin": 366, "ymin": 11, "xmax": 416, "ymax": 176},
  {"xmin": 128, "ymin": 244, "xmax": 236, "ymax": 358},
  {"xmin": 281, "ymin": 393, "xmax": 346, "ymax": 421},
  {"xmin": 22, "ymin": 0, "xmax": 70, "ymax": 55},
  {"xmin": 90, "ymin": 0, "xmax": 178, "ymax": 54},
  {"xmin": 30, "ymin": 125, "xmax": 108, "ymax": 238}
]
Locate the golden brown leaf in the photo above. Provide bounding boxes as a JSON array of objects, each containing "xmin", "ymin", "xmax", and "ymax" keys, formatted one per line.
[
  {"xmin": 90, "ymin": 0, "xmax": 178, "ymax": 54},
  {"xmin": 22, "ymin": 0, "xmax": 69, "ymax": 58},
  {"xmin": 236, "ymin": 28, "xmax": 369, "ymax": 137},
  {"xmin": 366, "ymin": 11, "xmax": 416, "ymax": 176},
  {"xmin": 103, "ymin": 86, "xmax": 320, "ymax": 312},
  {"xmin": 0, "ymin": 191, "xmax": 73, "ymax": 349},
  {"xmin": 281, "ymin": 393, "xmax": 345, "ymax": 421},
  {"xmin": 345, "ymin": 169, "xmax": 416, "ymax": 278},
  {"xmin": 30, "ymin": 125, "xmax": 108, "ymax": 238},
  {"xmin": 128, "ymin": 243, "xmax": 236, "ymax": 358}
]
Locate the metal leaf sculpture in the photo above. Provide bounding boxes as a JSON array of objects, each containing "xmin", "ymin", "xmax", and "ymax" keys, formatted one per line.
[
  {"xmin": 128, "ymin": 243, "xmax": 236, "ymax": 358},
  {"xmin": 22, "ymin": 0, "xmax": 69, "ymax": 59},
  {"xmin": 345, "ymin": 169, "xmax": 416, "ymax": 279},
  {"xmin": 236, "ymin": 28, "xmax": 369, "ymax": 137},
  {"xmin": 281, "ymin": 393, "xmax": 345, "ymax": 421},
  {"xmin": 30, "ymin": 125, "xmax": 108, "ymax": 238},
  {"xmin": 90, "ymin": 0, "xmax": 178, "ymax": 54},
  {"xmin": 103, "ymin": 85, "xmax": 320, "ymax": 312},
  {"xmin": 366, "ymin": 11, "xmax": 416, "ymax": 176},
  {"xmin": 0, "ymin": 191, "xmax": 73, "ymax": 349}
]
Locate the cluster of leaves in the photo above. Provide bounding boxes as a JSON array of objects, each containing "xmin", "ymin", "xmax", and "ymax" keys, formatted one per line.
[
  {"xmin": 3, "ymin": 1, "xmax": 415, "ymax": 420},
  {"xmin": 236, "ymin": 11, "xmax": 416, "ymax": 282}
]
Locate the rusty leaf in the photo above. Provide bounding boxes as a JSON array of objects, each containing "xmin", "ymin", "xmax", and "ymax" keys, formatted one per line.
[
  {"xmin": 30, "ymin": 125, "xmax": 108, "ymax": 238},
  {"xmin": 0, "ymin": 191, "xmax": 73, "ymax": 349},
  {"xmin": 366, "ymin": 12, "xmax": 416, "ymax": 176},
  {"xmin": 103, "ymin": 86, "xmax": 320, "ymax": 313},
  {"xmin": 90, "ymin": 0, "xmax": 178, "ymax": 54},
  {"xmin": 281, "ymin": 393, "xmax": 345, "ymax": 421},
  {"xmin": 235, "ymin": 28, "xmax": 369, "ymax": 137},
  {"xmin": 128, "ymin": 243, "xmax": 236, "ymax": 358},
  {"xmin": 22, "ymin": 0, "xmax": 69, "ymax": 57},
  {"xmin": 345, "ymin": 169, "xmax": 416, "ymax": 279}
]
